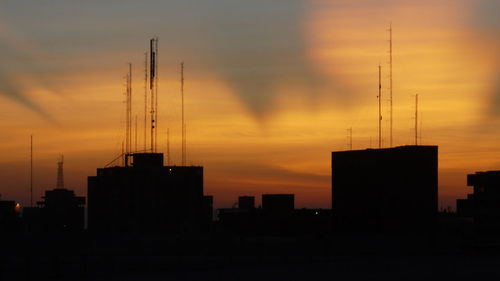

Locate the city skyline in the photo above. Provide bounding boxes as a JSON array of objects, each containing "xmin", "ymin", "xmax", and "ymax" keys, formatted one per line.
[{"xmin": 1, "ymin": 0, "xmax": 499, "ymax": 209}]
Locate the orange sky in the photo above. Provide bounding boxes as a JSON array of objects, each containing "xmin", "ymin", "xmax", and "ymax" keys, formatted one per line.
[{"xmin": 0, "ymin": 0, "xmax": 499, "ymax": 209}]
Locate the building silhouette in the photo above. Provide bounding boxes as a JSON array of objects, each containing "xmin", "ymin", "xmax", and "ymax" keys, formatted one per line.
[
  {"xmin": 37, "ymin": 188, "xmax": 85, "ymax": 231},
  {"xmin": 87, "ymin": 153, "xmax": 205, "ymax": 234},
  {"xmin": 332, "ymin": 145, "xmax": 438, "ymax": 231},
  {"xmin": 0, "ymin": 199, "xmax": 21, "ymax": 231},
  {"xmin": 238, "ymin": 196, "xmax": 255, "ymax": 210},
  {"xmin": 457, "ymin": 170, "xmax": 500, "ymax": 227},
  {"xmin": 23, "ymin": 157, "xmax": 86, "ymax": 232},
  {"xmin": 262, "ymin": 194, "xmax": 294, "ymax": 216}
]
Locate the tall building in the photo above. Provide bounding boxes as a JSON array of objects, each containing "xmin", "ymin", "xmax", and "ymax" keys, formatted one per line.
[
  {"xmin": 87, "ymin": 153, "xmax": 205, "ymax": 234},
  {"xmin": 457, "ymin": 171, "xmax": 500, "ymax": 226},
  {"xmin": 332, "ymin": 145, "xmax": 438, "ymax": 230}
]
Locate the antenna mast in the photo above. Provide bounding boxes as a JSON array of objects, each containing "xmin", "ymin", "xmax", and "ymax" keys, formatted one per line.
[
  {"xmin": 347, "ymin": 127, "xmax": 352, "ymax": 150},
  {"xmin": 124, "ymin": 63, "xmax": 133, "ymax": 156},
  {"xmin": 30, "ymin": 135, "xmax": 33, "ymax": 207},
  {"xmin": 128, "ymin": 63, "xmax": 132, "ymax": 155},
  {"xmin": 149, "ymin": 38, "xmax": 159, "ymax": 152},
  {"xmin": 181, "ymin": 62, "xmax": 186, "ymax": 166},
  {"xmin": 167, "ymin": 128, "xmax": 171, "ymax": 165},
  {"xmin": 389, "ymin": 22, "xmax": 393, "ymax": 147},
  {"xmin": 56, "ymin": 155, "xmax": 64, "ymax": 189},
  {"xmin": 135, "ymin": 115, "xmax": 138, "ymax": 152},
  {"xmin": 378, "ymin": 64, "xmax": 382, "ymax": 149},
  {"xmin": 144, "ymin": 52, "xmax": 148, "ymax": 151},
  {"xmin": 155, "ymin": 38, "xmax": 159, "ymax": 152},
  {"xmin": 415, "ymin": 94, "xmax": 419, "ymax": 145}
]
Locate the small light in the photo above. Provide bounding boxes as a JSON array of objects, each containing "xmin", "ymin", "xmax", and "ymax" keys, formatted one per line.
[{"xmin": 315, "ymin": 211, "xmax": 318, "ymax": 215}]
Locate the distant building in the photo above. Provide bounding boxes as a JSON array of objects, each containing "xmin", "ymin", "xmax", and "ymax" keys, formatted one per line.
[
  {"xmin": 23, "ymin": 156, "xmax": 86, "ymax": 232},
  {"xmin": 0, "ymin": 199, "xmax": 21, "ymax": 231},
  {"xmin": 37, "ymin": 188, "xmax": 86, "ymax": 231},
  {"xmin": 88, "ymin": 153, "xmax": 205, "ymax": 234},
  {"xmin": 332, "ymin": 145, "xmax": 438, "ymax": 230},
  {"xmin": 262, "ymin": 194, "xmax": 294, "ymax": 216},
  {"xmin": 238, "ymin": 196, "xmax": 255, "ymax": 210},
  {"xmin": 457, "ymin": 171, "xmax": 500, "ymax": 226},
  {"xmin": 203, "ymin": 195, "xmax": 214, "ymax": 222}
]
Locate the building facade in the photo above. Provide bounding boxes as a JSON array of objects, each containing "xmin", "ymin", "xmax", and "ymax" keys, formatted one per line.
[{"xmin": 88, "ymin": 153, "xmax": 205, "ymax": 234}]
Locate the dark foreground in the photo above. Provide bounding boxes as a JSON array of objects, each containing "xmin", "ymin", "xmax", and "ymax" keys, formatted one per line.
[{"xmin": 2, "ymin": 227, "xmax": 500, "ymax": 281}]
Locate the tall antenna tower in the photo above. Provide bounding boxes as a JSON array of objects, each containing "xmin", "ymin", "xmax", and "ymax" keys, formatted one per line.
[
  {"xmin": 30, "ymin": 135, "xmax": 33, "ymax": 207},
  {"xmin": 149, "ymin": 38, "xmax": 159, "ymax": 152},
  {"xmin": 144, "ymin": 52, "xmax": 148, "ymax": 151},
  {"xmin": 388, "ymin": 22, "xmax": 393, "ymax": 147},
  {"xmin": 56, "ymin": 155, "xmax": 64, "ymax": 189},
  {"xmin": 378, "ymin": 64, "xmax": 382, "ymax": 149},
  {"xmin": 415, "ymin": 94, "xmax": 419, "ymax": 145},
  {"xmin": 181, "ymin": 62, "xmax": 186, "ymax": 166}
]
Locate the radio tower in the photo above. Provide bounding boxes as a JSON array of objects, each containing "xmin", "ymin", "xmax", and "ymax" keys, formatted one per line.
[
  {"xmin": 181, "ymin": 62, "xmax": 186, "ymax": 166},
  {"xmin": 388, "ymin": 22, "xmax": 393, "ymax": 147},
  {"xmin": 56, "ymin": 155, "xmax": 64, "ymax": 189}
]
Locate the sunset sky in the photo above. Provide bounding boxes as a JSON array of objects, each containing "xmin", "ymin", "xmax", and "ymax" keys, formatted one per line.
[{"xmin": 0, "ymin": 0, "xmax": 499, "ymax": 209}]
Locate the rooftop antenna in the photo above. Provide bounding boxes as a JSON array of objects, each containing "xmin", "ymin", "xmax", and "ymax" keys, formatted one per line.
[
  {"xmin": 143, "ymin": 51, "xmax": 148, "ymax": 151},
  {"xmin": 30, "ymin": 135, "xmax": 33, "ymax": 207},
  {"xmin": 149, "ymin": 38, "xmax": 159, "ymax": 152},
  {"xmin": 378, "ymin": 64, "xmax": 382, "ymax": 149},
  {"xmin": 415, "ymin": 94, "xmax": 419, "ymax": 145},
  {"xmin": 56, "ymin": 155, "xmax": 64, "ymax": 189},
  {"xmin": 124, "ymin": 63, "xmax": 132, "ymax": 156},
  {"xmin": 388, "ymin": 22, "xmax": 393, "ymax": 147},
  {"xmin": 181, "ymin": 62, "xmax": 186, "ymax": 166}
]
